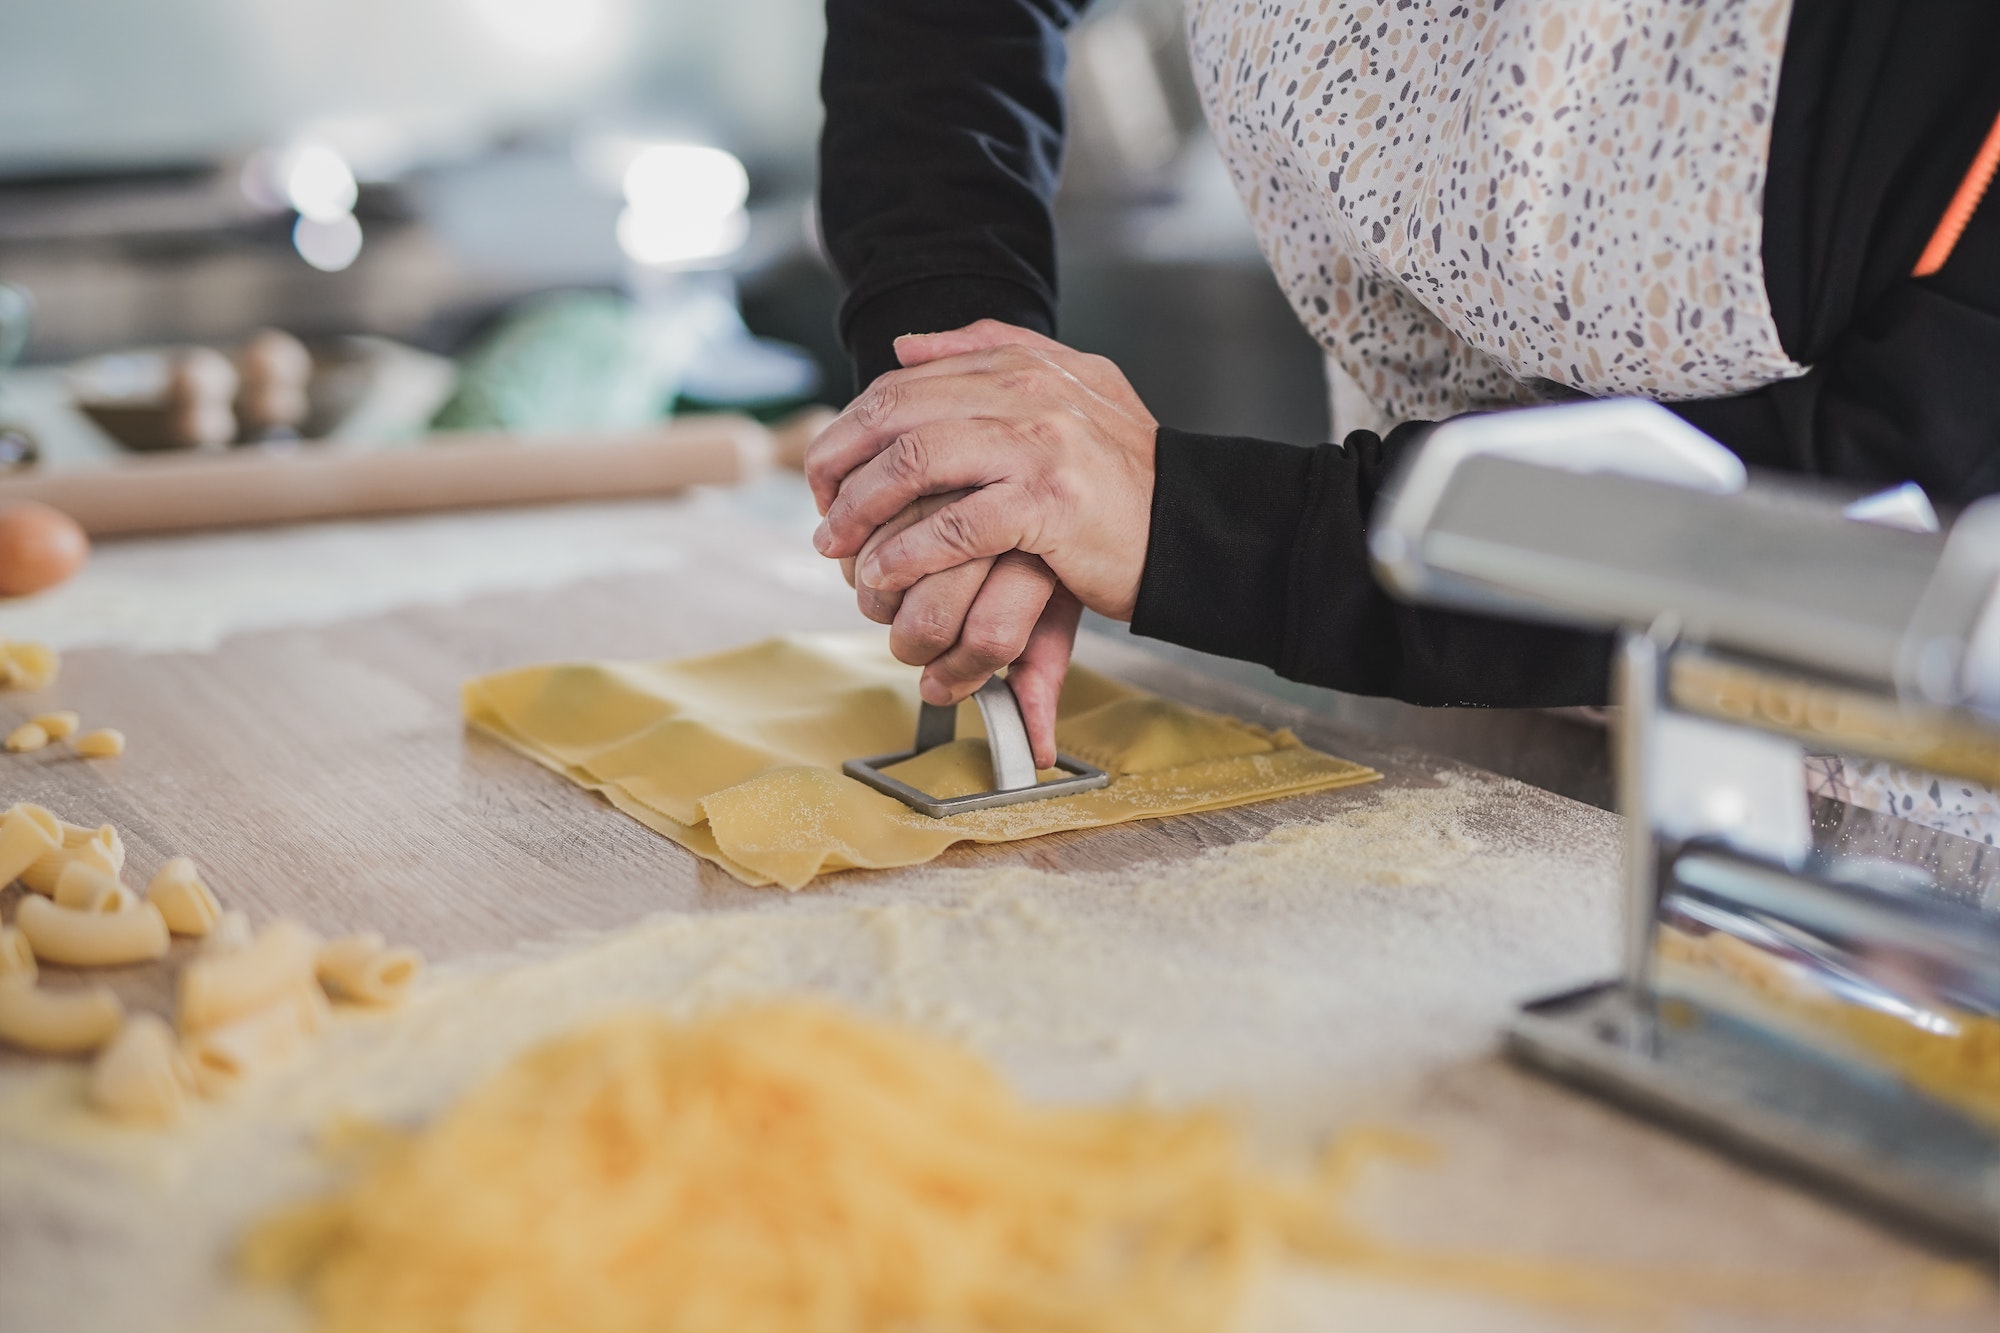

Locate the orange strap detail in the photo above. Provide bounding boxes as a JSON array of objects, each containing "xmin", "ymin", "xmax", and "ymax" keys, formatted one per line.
[{"xmin": 1913, "ymin": 106, "xmax": 2000, "ymax": 277}]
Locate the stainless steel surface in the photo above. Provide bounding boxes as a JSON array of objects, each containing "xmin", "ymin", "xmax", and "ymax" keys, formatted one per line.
[
  {"xmin": 1670, "ymin": 847, "xmax": 2000, "ymax": 1015},
  {"xmin": 967, "ymin": 678, "xmax": 1038, "ymax": 792},
  {"xmin": 1406, "ymin": 455, "xmax": 1945, "ymax": 684},
  {"xmin": 1507, "ymin": 983, "xmax": 2000, "ymax": 1253},
  {"xmin": 1380, "ymin": 421, "xmax": 2000, "ymax": 1248},
  {"xmin": 1618, "ymin": 628, "xmax": 1666, "ymax": 1005},
  {"xmin": 842, "ymin": 676, "xmax": 1110, "ymax": 818}
]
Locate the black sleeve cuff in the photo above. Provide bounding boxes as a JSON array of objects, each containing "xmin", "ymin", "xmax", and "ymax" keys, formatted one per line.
[
  {"xmin": 1131, "ymin": 426, "xmax": 1315, "ymax": 670},
  {"xmin": 841, "ymin": 275, "xmax": 1055, "ymax": 392}
]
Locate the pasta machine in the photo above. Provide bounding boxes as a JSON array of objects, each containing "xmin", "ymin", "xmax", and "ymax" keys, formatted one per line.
[{"xmin": 1372, "ymin": 399, "xmax": 2000, "ymax": 1252}]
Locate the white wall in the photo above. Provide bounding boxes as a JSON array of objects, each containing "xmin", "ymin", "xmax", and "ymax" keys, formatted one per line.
[{"xmin": 0, "ymin": 0, "xmax": 827, "ymax": 176}]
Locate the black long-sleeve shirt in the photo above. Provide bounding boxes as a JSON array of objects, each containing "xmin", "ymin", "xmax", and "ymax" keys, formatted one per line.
[{"xmin": 819, "ymin": 0, "xmax": 2000, "ymax": 708}]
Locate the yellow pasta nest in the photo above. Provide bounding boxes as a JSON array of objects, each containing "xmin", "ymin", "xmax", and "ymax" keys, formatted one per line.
[
  {"xmin": 246, "ymin": 1003, "xmax": 1344, "ymax": 1333},
  {"xmin": 244, "ymin": 1004, "xmax": 1989, "ymax": 1333}
]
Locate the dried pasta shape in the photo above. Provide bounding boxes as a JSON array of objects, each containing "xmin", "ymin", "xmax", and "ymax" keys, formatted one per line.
[
  {"xmin": 316, "ymin": 934, "xmax": 423, "ymax": 1007},
  {"xmin": 205, "ymin": 911, "xmax": 255, "ymax": 955},
  {"xmin": 5, "ymin": 722, "xmax": 48, "ymax": 752},
  {"xmin": 0, "ymin": 803, "xmax": 60, "ymax": 885},
  {"xmin": 185, "ymin": 985, "xmax": 326, "ymax": 1099},
  {"xmin": 73, "ymin": 729, "xmax": 125, "ymax": 758},
  {"xmin": 147, "ymin": 857, "xmax": 222, "ymax": 936},
  {"xmin": 32, "ymin": 711, "xmax": 79, "ymax": 741},
  {"xmin": 0, "ymin": 926, "xmax": 35, "ymax": 987},
  {"xmin": 60, "ymin": 820, "xmax": 126, "ymax": 867},
  {"xmin": 16, "ymin": 895, "xmax": 170, "ymax": 967},
  {"xmin": 0, "ymin": 982, "xmax": 122, "ymax": 1053},
  {"xmin": 0, "ymin": 641, "xmax": 59, "ymax": 690},
  {"xmin": 90, "ymin": 1014, "xmax": 196, "ymax": 1125},
  {"xmin": 53, "ymin": 861, "xmax": 136, "ymax": 914},
  {"xmin": 179, "ymin": 919, "xmax": 320, "ymax": 1033},
  {"xmin": 23, "ymin": 824, "xmax": 124, "ymax": 896}
]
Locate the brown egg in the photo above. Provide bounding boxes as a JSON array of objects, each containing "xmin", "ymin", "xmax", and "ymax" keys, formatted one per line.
[{"xmin": 0, "ymin": 501, "xmax": 89, "ymax": 596}]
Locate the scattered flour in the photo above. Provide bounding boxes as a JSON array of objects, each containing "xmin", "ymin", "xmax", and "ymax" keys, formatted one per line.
[{"xmin": 0, "ymin": 770, "xmax": 1622, "ymax": 1333}]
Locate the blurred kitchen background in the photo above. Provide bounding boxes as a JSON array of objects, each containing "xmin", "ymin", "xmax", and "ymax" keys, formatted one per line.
[{"xmin": 0, "ymin": 0, "xmax": 1329, "ymax": 462}]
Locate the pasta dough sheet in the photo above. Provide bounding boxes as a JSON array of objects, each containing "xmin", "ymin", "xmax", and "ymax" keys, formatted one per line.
[{"xmin": 462, "ymin": 633, "xmax": 1379, "ymax": 888}]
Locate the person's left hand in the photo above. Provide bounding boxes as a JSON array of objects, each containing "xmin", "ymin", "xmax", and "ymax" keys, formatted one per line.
[
  {"xmin": 806, "ymin": 320, "xmax": 1157, "ymax": 764},
  {"xmin": 809, "ymin": 318, "xmax": 1157, "ymax": 609}
]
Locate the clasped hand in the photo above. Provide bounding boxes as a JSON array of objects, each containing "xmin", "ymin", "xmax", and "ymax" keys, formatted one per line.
[{"xmin": 805, "ymin": 321, "xmax": 1158, "ymax": 767}]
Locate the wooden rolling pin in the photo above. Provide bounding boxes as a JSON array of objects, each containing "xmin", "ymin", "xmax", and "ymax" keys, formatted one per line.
[{"xmin": 0, "ymin": 416, "xmax": 775, "ymax": 537}]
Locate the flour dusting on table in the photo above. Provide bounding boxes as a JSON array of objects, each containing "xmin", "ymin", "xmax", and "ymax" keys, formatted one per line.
[{"xmin": 0, "ymin": 771, "xmax": 1619, "ymax": 1332}]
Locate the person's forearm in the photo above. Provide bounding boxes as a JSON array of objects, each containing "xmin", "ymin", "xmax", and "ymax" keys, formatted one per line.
[
  {"xmin": 1131, "ymin": 425, "xmax": 1614, "ymax": 708},
  {"xmin": 818, "ymin": 0, "xmax": 1083, "ymax": 390}
]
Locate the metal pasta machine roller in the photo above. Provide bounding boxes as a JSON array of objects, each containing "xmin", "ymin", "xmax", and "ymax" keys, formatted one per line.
[{"xmin": 1372, "ymin": 399, "xmax": 2000, "ymax": 1251}]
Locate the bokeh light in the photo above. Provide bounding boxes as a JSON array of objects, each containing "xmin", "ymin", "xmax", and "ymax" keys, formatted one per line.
[
  {"xmin": 281, "ymin": 142, "xmax": 359, "ymax": 223},
  {"xmin": 293, "ymin": 213, "xmax": 364, "ymax": 271},
  {"xmin": 615, "ymin": 144, "xmax": 749, "ymax": 269},
  {"xmin": 621, "ymin": 145, "xmax": 749, "ymax": 219}
]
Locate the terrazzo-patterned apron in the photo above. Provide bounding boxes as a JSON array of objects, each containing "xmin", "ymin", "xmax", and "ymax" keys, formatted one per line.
[
  {"xmin": 1184, "ymin": 0, "xmax": 1804, "ymax": 436},
  {"xmin": 1186, "ymin": 0, "xmax": 2000, "ymax": 851}
]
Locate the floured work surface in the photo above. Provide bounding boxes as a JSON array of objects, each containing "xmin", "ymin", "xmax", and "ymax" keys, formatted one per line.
[{"xmin": 0, "ymin": 492, "xmax": 1993, "ymax": 1329}]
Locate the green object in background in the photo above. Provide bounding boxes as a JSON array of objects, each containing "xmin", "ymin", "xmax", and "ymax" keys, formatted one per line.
[{"xmin": 432, "ymin": 292, "xmax": 675, "ymax": 434}]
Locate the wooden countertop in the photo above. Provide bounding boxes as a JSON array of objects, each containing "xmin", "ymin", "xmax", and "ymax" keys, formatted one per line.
[{"xmin": 0, "ymin": 482, "xmax": 1990, "ymax": 1332}]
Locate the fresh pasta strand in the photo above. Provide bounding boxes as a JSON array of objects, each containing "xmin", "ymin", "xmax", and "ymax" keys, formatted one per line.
[
  {"xmin": 147, "ymin": 857, "xmax": 222, "ymax": 936},
  {"xmin": 0, "ymin": 982, "xmax": 122, "ymax": 1053},
  {"xmin": 244, "ymin": 1003, "xmax": 1990, "ymax": 1333},
  {"xmin": 16, "ymin": 895, "xmax": 170, "ymax": 967},
  {"xmin": 185, "ymin": 984, "xmax": 327, "ymax": 1100},
  {"xmin": 179, "ymin": 919, "xmax": 320, "ymax": 1033},
  {"xmin": 90, "ymin": 1013, "xmax": 196, "ymax": 1125},
  {"xmin": 53, "ymin": 861, "xmax": 136, "ymax": 914},
  {"xmin": 315, "ymin": 934, "xmax": 423, "ymax": 1007},
  {"xmin": 0, "ymin": 803, "xmax": 60, "ymax": 885},
  {"xmin": 0, "ymin": 926, "xmax": 35, "ymax": 987}
]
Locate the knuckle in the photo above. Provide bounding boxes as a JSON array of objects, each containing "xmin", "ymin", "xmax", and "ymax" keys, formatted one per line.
[
  {"xmin": 858, "ymin": 588, "xmax": 898, "ymax": 625},
  {"xmin": 1035, "ymin": 461, "xmax": 1078, "ymax": 510},
  {"xmin": 824, "ymin": 491, "xmax": 858, "ymax": 535},
  {"xmin": 963, "ymin": 626, "xmax": 1022, "ymax": 670},
  {"xmin": 1020, "ymin": 411, "xmax": 1066, "ymax": 453},
  {"xmin": 898, "ymin": 605, "xmax": 957, "ymax": 657},
  {"xmin": 852, "ymin": 380, "xmax": 901, "ymax": 430},
  {"xmin": 932, "ymin": 504, "xmax": 983, "ymax": 557},
  {"xmin": 883, "ymin": 432, "xmax": 929, "ymax": 488}
]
